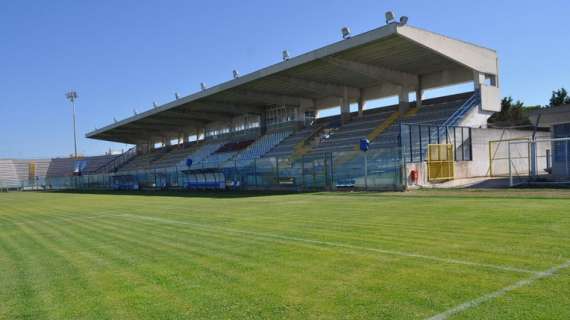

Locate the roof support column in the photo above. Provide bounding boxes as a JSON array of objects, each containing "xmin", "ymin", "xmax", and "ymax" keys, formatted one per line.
[
  {"xmin": 358, "ymin": 89, "xmax": 365, "ymax": 118},
  {"xmin": 473, "ymin": 71, "xmax": 485, "ymax": 91},
  {"xmin": 341, "ymin": 86, "xmax": 351, "ymax": 124},
  {"xmin": 399, "ymin": 87, "xmax": 410, "ymax": 115},
  {"xmin": 415, "ymin": 76, "xmax": 423, "ymax": 109},
  {"xmin": 260, "ymin": 111, "xmax": 267, "ymax": 134}
]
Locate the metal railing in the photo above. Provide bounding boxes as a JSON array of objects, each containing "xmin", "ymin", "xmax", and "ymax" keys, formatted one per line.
[
  {"xmin": 441, "ymin": 91, "xmax": 481, "ymax": 128},
  {"xmin": 400, "ymin": 123, "xmax": 472, "ymax": 163},
  {"xmin": 94, "ymin": 147, "xmax": 137, "ymax": 174},
  {"xmin": 36, "ymin": 147, "xmax": 404, "ymax": 192}
]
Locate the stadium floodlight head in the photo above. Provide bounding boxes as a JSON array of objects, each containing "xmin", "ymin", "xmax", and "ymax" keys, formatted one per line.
[
  {"xmin": 282, "ymin": 50, "xmax": 290, "ymax": 61},
  {"xmin": 233, "ymin": 69, "xmax": 240, "ymax": 79},
  {"xmin": 200, "ymin": 82, "xmax": 207, "ymax": 90},
  {"xmin": 399, "ymin": 16, "xmax": 408, "ymax": 26},
  {"xmin": 385, "ymin": 11, "xmax": 395, "ymax": 24},
  {"xmin": 174, "ymin": 92, "xmax": 180, "ymax": 99},
  {"xmin": 341, "ymin": 27, "xmax": 351, "ymax": 39},
  {"xmin": 65, "ymin": 90, "xmax": 78, "ymax": 102}
]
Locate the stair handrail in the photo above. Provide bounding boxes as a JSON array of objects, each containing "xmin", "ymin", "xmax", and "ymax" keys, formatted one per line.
[
  {"xmin": 96, "ymin": 147, "xmax": 137, "ymax": 174},
  {"xmin": 440, "ymin": 92, "xmax": 481, "ymax": 128}
]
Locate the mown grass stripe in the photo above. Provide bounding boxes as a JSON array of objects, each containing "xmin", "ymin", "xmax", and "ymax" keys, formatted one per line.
[
  {"xmin": 15, "ymin": 218, "xmax": 114, "ymax": 319},
  {"xmin": 425, "ymin": 259, "xmax": 570, "ymax": 320},
  {"xmin": 36, "ymin": 213, "xmax": 197, "ymax": 319},
  {"xmin": 116, "ymin": 214, "xmax": 538, "ymax": 274}
]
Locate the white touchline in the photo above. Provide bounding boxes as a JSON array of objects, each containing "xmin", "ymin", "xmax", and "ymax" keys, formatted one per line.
[
  {"xmin": 425, "ymin": 259, "xmax": 570, "ymax": 320},
  {"xmin": 117, "ymin": 214, "xmax": 538, "ymax": 274}
]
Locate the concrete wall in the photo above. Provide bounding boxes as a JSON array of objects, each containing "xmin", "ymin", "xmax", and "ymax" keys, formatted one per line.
[
  {"xmin": 463, "ymin": 128, "xmax": 548, "ymax": 178},
  {"xmin": 405, "ymin": 128, "xmax": 550, "ymax": 186}
]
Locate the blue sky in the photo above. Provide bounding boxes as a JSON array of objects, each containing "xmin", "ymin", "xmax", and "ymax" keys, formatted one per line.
[{"xmin": 1, "ymin": 0, "xmax": 569, "ymax": 159}]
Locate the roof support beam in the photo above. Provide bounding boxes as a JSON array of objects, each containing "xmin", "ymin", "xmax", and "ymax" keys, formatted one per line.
[
  {"xmin": 159, "ymin": 110, "xmax": 232, "ymax": 123},
  {"xmin": 192, "ymin": 101, "xmax": 266, "ymax": 115},
  {"xmin": 228, "ymin": 89, "xmax": 315, "ymax": 107},
  {"xmin": 275, "ymin": 76, "xmax": 360, "ymax": 98},
  {"xmin": 138, "ymin": 118, "xmax": 205, "ymax": 128},
  {"xmin": 324, "ymin": 57, "xmax": 419, "ymax": 89}
]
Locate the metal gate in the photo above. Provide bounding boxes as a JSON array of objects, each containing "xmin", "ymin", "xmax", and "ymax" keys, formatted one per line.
[{"xmin": 427, "ymin": 144, "xmax": 455, "ymax": 181}]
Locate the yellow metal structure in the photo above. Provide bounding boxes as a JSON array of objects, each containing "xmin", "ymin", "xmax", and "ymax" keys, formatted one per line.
[
  {"xmin": 427, "ymin": 144, "xmax": 455, "ymax": 181},
  {"xmin": 28, "ymin": 162, "xmax": 36, "ymax": 181},
  {"xmin": 488, "ymin": 137, "xmax": 529, "ymax": 177}
]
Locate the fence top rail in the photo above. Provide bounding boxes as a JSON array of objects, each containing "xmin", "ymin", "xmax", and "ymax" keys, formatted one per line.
[
  {"xmin": 508, "ymin": 137, "xmax": 570, "ymax": 145},
  {"xmin": 488, "ymin": 137, "xmax": 530, "ymax": 144},
  {"xmin": 399, "ymin": 122, "xmax": 473, "ymax": 130}
]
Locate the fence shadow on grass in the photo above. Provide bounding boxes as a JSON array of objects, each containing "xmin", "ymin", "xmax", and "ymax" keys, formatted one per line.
[{"xmin": 49, "ymin": 189, "xmax": 302, "ymax": 199}]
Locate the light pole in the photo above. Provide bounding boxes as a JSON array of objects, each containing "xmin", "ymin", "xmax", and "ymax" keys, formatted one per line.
[{"xmin": 66, "ymin": 91, "xmax": 78, "ymax": 159}]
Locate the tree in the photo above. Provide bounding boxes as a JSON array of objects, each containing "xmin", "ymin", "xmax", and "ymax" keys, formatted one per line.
[
  {"xmin": 549, "ymin": 88, "xmax": 570, "ymax": 107},
  {"xmin": 487, "ymin": 96, "xmax": 531, "ymax": 127}
]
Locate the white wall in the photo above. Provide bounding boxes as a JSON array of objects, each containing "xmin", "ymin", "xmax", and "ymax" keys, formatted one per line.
[{"xmin": 405, "ymin": 128, "xmax": 550, "ymax": 186}]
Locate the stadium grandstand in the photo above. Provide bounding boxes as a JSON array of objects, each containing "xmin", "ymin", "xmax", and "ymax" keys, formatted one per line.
[
  {"xmin": 7, "ymin": 20, "xmax": 534, "ymax": 191},
  {"xmin": 0, "ymin": 155, "xmax": 120, "ymax": 191}
]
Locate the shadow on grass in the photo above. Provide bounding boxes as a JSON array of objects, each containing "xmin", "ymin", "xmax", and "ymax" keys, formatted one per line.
[
  {"xmin": 312, "ymin": 188, "xmax": 570, "ymax": 201},
  {"xmin": 46, "ymin": 187, "xmax": 570, "ymax": 201},
  {"xmin": 49, "ymin": 189, "xmax": 305, "ymax": 199}
]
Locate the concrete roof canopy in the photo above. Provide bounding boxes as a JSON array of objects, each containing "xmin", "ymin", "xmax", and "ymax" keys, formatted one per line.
[{"xmin": 87, "ymin": 23, "xmax": 498, "ymax": 144}]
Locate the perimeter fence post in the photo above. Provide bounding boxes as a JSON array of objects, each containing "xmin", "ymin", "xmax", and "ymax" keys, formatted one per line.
[
  {"xmin": 301, "ymin": 156, "xmax": 305, "ymax": 191},
  {"xmin": 564, "ymin": 140, "xmax": 570, "ymax": 177},
  {"xmin": 364, "ymin": 152, "xmax": 368, "ymax": 191},
  {"xmin": 508, "ymin": 141, "xmax": 513, "ymax": 187}
]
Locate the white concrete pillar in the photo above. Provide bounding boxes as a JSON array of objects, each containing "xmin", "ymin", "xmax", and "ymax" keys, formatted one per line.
[
  {"xmin": 357, "ymin": 89, "xmax": 365, "ymax": 118},
  {"xmin": 341, "ymin": 86, "xmax": 351, "ymax": 124},
  {"xmin": 473, "ymin": 71, "xmax": 485, "ymax": 91},
  {"xmin": 399, "ymin": 87, "xmax": 410, "ymax": 114},
  {"xmin": 415, "ymin": 77, "xmax": 423, "ymax": 109},
  {"xmin": 260, "ymin": 111, "xmax": 268, "ymax": 134}
]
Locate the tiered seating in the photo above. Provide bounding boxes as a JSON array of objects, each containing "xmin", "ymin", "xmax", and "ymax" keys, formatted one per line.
[
  {"xmin": 118, "ymin": 151, "xmax": 166, "ymax": 172},
  {"xmin": 215, "ymin": 140, "xmax": 254, "ymax": 153},
  {"xmin": 199, "ymin": 151, "xmax": 239, "ymax": 169},
  {"xmin": 46, "ymin": 158, "xmax": 76, "ymax": 177},
  {"xmin": 152, "ymin": 144, "xmax": 200, "ymax": 169},
  {"xmin": 371, "ymin": 92, "xmax": 473, "ymax": 150},
  {"xmin": 264, "ymin": 127, "xmax": 319, "ymax": 158},
  {"xmin": 34, "ymin": 160, "xmax": 51, "ymax": 178},
  {"xmin": 196, "ymin": 140, "xmax": 255, "ymax": 168},
  {"xmin": 46, "ymin": 155, "xmax": 119, "ymax": 177},
  {"xmin": 235, "ymin": 131, "xmax": 292, "ymax": 162},
  {"xmin": 185, "ymin": 141, "xmax": 226, "ymax": 169},
  {"xmin": 0, "ymin": 160, "xmax": 20, "ymax": 188},
  {"xmin": 309, "ymin": 107, "xmax": 399, "ymax": 155},
  {"xmin": 81, "ymin": 155, "xmax": 119, "ymax": 173}
]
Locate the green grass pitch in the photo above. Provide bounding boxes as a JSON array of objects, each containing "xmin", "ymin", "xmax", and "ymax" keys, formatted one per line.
[{"xmin": 0, "ymin": 189, "xmax": 569, "ymax": 319}]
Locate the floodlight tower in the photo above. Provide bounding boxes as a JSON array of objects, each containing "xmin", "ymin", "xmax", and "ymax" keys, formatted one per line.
[{"xmin": 65, "ymin": 90, "xmax": 79, "ymax": 159}]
